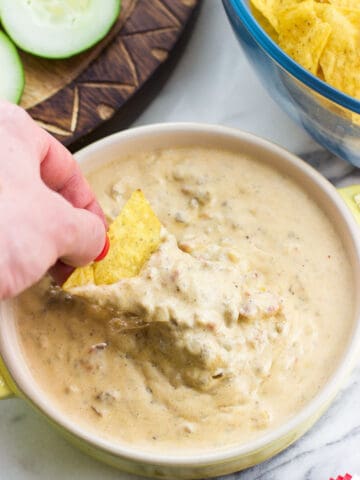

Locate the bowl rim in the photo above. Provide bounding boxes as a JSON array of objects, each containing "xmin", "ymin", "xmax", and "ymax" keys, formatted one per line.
[
  {"xmin": 2, "ymin": 122, "xmax": 360, "ymax": 467},
  {"xmin": 225, "ymin": 0, "xmax": 360, "ymax": 115}
]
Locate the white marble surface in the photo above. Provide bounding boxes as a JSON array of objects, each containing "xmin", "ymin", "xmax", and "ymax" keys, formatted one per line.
[{"xmin": 1, "ymin": 1, "xmax": 360, "ymax": 479}]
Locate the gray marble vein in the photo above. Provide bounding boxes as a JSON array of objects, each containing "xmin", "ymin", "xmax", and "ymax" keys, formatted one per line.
[{"xmin": 1, "ymin": 1, "xmax": 359, "ymax": 479}]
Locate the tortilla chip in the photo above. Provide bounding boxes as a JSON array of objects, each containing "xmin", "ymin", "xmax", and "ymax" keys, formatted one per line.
[
  {"xmin": 251, "ymin": 3, "xmax": 279, "ymax": 40},
  {"xmin": 250, "ymin": 0, "xmax": 360, "ymax": 106},
  {"xmin": 316, "ymin": 4, "xmax": 360, "ymax": 98},
  {"xmin": 63, "ymin": 190, "xmax": 162, "ymax": 290},
  {"xmin": 277, "ymin": 1, "xmax": 332, "ymax": 74},
  {"xmin": 62, "ymin": 265, "xmax": 95, "ymax": 289},
  {"xmin": 251, "ymin": 0, "xmax": 280, "ymax": 30},
  {"xmin": 327, "ymin": 0, "xmax": 360, "ymax": 9},
  {"xmin": 94, "ymin": 189, "xmax": 161, "ymax": 284},
  {"xmin": 251, "ymin": 0, "xmax": 305, "ymax": 32}
]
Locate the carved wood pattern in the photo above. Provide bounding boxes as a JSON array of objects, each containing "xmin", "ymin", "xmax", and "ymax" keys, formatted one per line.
[{"xmin": 21, "ymin": 0, "xmax": 199, "ymax": 145}]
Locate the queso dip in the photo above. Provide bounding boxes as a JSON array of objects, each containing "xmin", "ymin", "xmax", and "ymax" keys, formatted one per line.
[{"xmin": 15, "ymin": 147, "xmax": 354, "ymax": 453}]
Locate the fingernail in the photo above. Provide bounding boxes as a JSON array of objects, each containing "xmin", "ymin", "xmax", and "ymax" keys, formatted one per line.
[{"xmin": 94, "ymin": 234, "xmax": 110, "ymax": 262}]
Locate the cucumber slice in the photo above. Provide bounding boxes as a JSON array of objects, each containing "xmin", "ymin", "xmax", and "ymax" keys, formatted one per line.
[
  {"xmin": 0, "ymin": 31, "xmax": 24, "ymax": 103},
  {"xmin": 0, "ymin": 0, "xmax": 121, "ymax": 59}
]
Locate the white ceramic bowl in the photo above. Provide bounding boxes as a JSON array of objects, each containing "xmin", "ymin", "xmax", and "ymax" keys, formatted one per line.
[{"xmin": 1, "ymin": 124, "xmax": 360, "ymax": 479}]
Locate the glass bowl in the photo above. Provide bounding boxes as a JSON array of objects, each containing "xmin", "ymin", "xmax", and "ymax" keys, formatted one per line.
[{"xmin": 223, "ymin": 0, "xmax": 360, "ymax": 167}]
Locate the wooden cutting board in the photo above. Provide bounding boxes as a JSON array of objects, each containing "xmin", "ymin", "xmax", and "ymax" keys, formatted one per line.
[{"xmin": 20, "ymin": 0, "xmax": 199, "ymax": 146}]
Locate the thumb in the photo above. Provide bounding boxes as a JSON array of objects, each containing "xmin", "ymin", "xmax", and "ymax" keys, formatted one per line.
[{"xmin": 56, "ymin": 204, "xmax": 107, "ymax": 267}]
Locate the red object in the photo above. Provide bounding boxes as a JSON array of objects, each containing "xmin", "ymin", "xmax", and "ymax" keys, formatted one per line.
[
  {"xmin": 94, "ymin": 234, "xmax": 110, "ymax": 262},
  {"xmin": 329, "ymin": 475, "xmax": 352, "ymax": 480}
]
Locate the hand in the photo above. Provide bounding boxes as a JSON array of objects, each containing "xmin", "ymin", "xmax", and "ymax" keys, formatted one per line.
[{"xmin": 0, "ymin": 101, "xmax": 107, "ymax": 300}]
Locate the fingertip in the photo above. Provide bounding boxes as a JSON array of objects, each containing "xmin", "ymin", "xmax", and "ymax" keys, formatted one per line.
[
  {"xmin": 86, "ymin": 198, "xmax": 108, "ymax": 230},
  {"xmin": 59, "ymin": 208, "xmax": 107, "ymax": 267},
  {"xmin": 94, "ymin": 234, "xmax": 110, "ymax": 262}
]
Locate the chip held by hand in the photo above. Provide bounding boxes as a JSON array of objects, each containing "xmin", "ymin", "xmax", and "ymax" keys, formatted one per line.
[{"xmin": 63, "ymin": 190, "xmax": 162, "ymax": 290}]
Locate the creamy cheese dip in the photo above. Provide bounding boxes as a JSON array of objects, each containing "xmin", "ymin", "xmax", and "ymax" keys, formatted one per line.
[{"xmin": 15, "ymin": 147, "xmax": 354, "ymax": 453}]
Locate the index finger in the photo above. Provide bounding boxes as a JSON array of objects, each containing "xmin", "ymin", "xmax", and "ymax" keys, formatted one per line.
[{"xmin": 39, "ymin": 129, "xmax": 107, "ymax": 228}]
